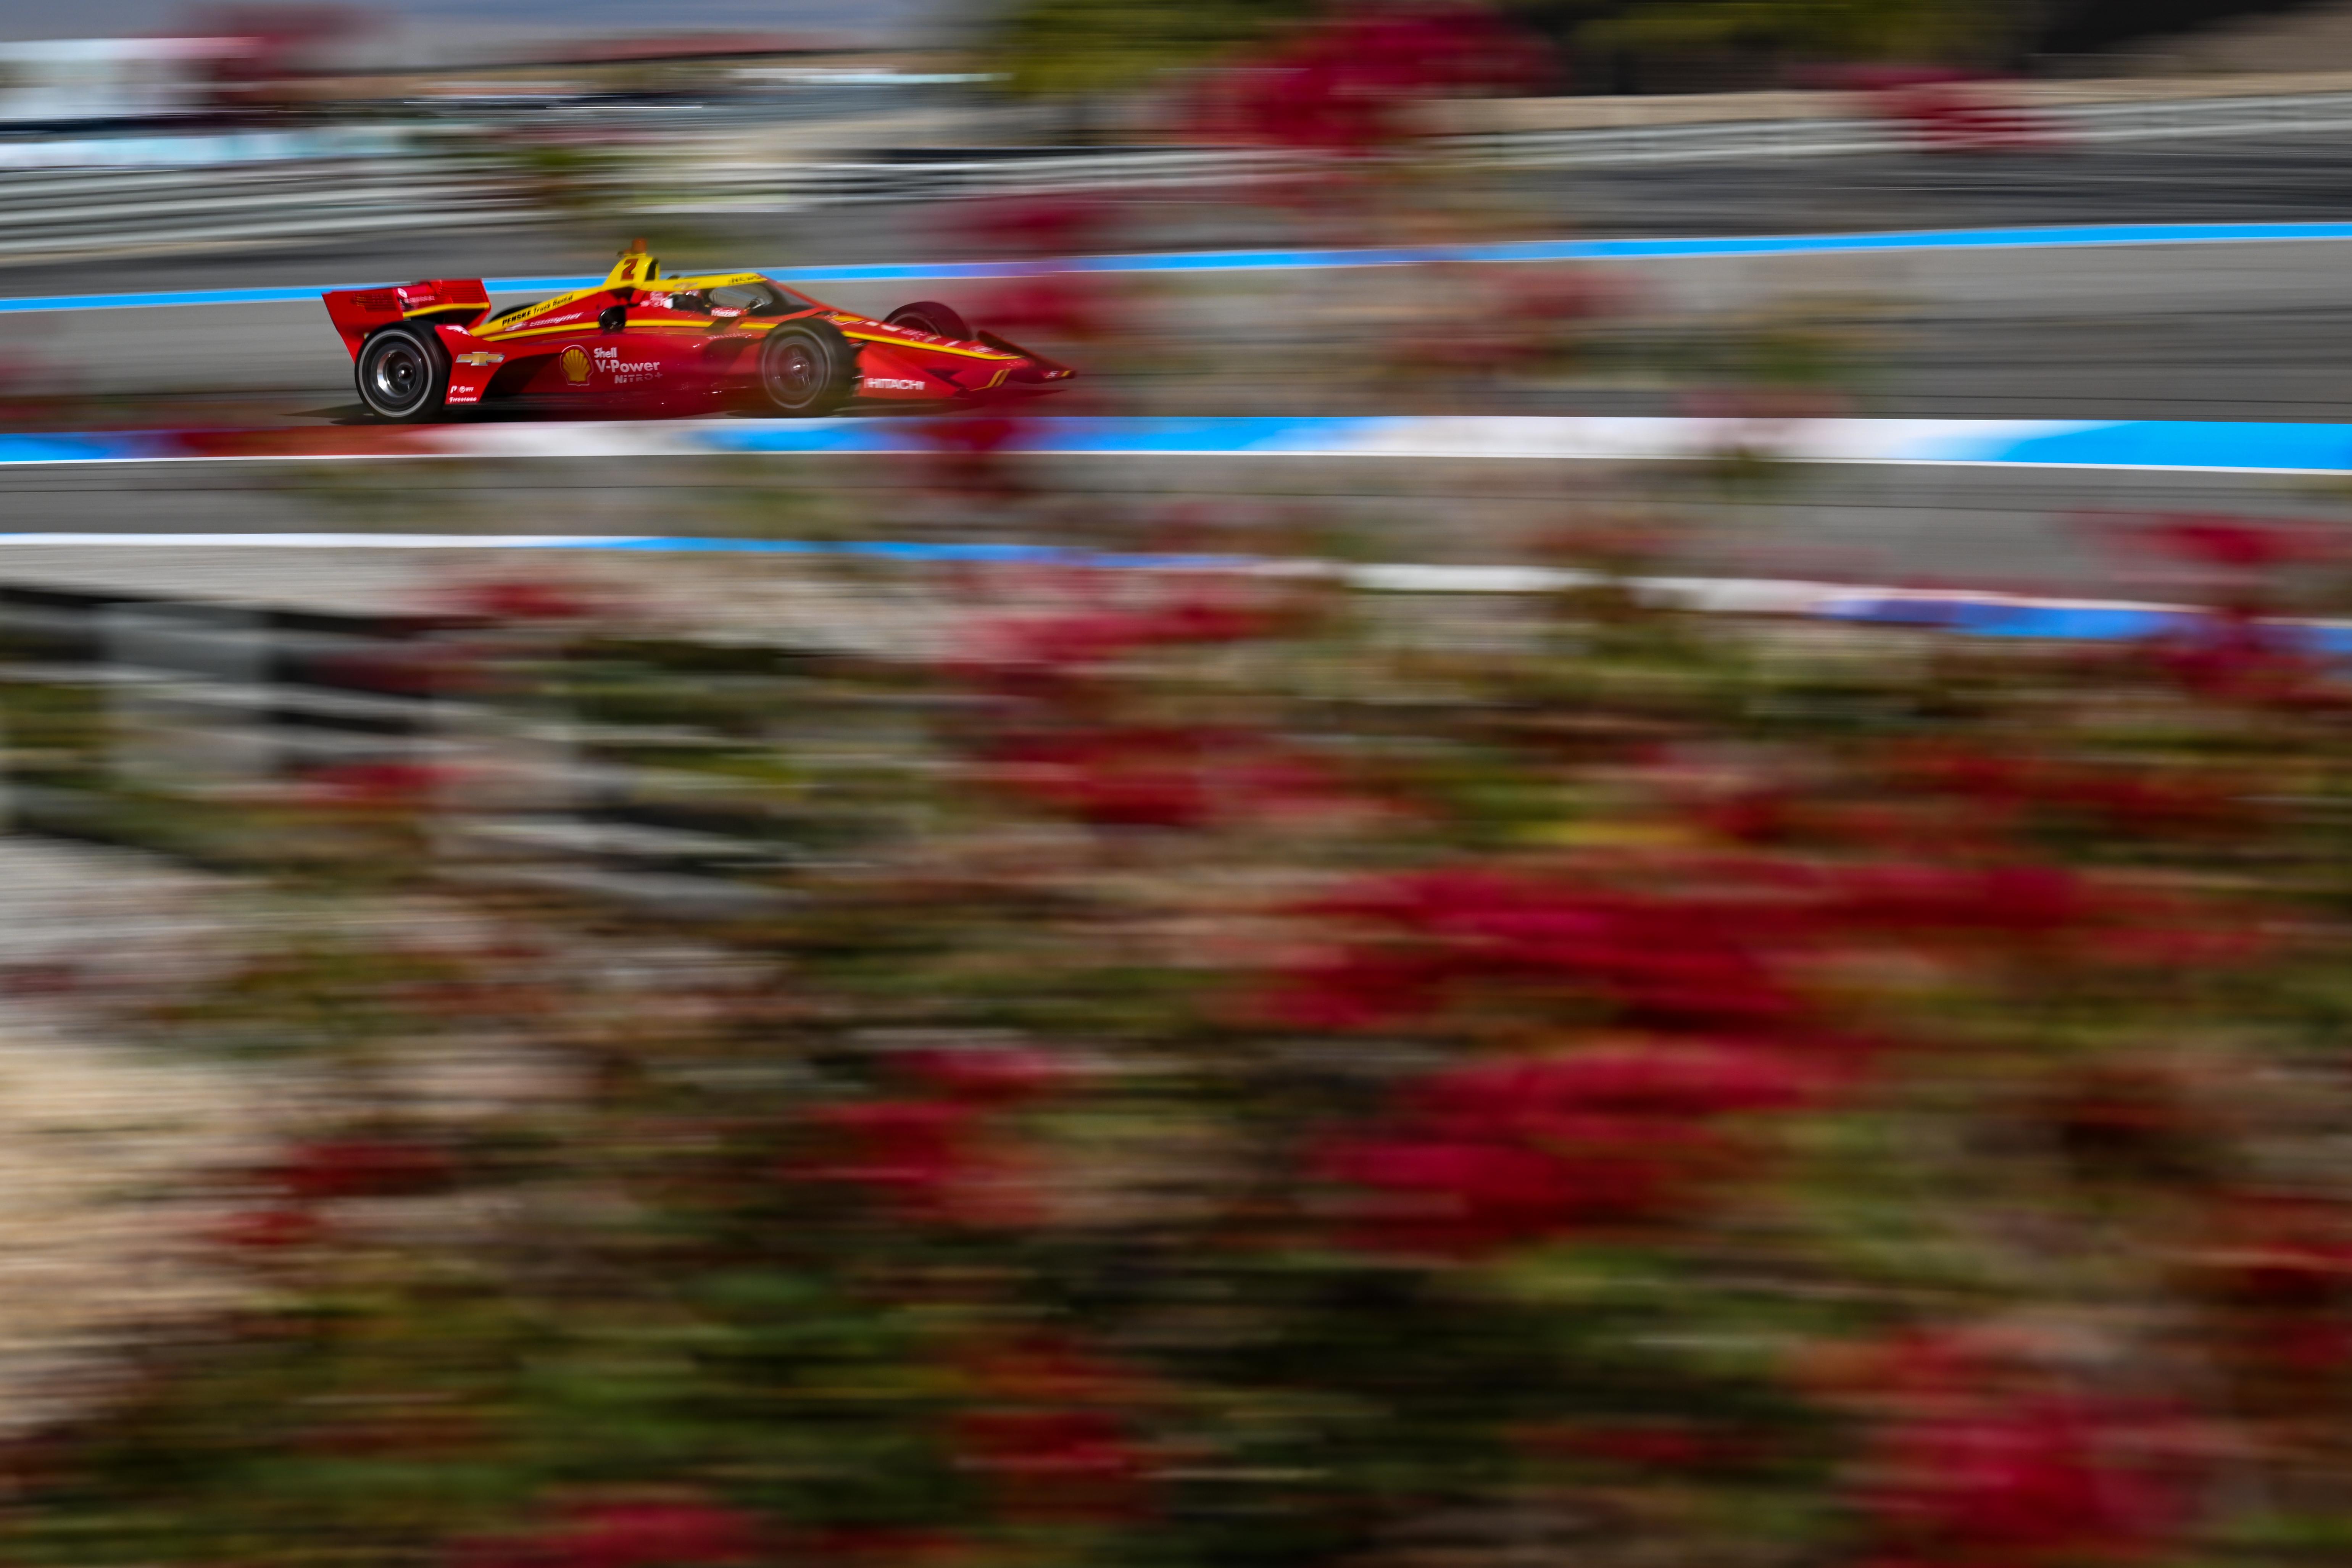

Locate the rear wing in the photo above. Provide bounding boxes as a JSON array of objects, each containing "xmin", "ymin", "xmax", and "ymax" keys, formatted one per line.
[{"xmin": 322, "ymin": 279, "xmax": 493, "ymax": 359}]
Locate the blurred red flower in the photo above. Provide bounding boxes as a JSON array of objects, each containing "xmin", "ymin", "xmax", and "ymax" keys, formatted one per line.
[
  {"xmin": 805, "ymin": 1100, "xmax": 983, "ymax": 1210},
  {"xmin": 561, "ymin": 1505, "xmax": 759, "ymax": 1568},
  {"xmin": 454, "ymin": 579, "xmax": 597, "ymax": 621},
  {"xmin": 2121, "ymin": 512, "xmax": 2337, "ymax": 572},
  {"xmin": 958, "ymin": 1336, "xmax": 1144, "ymax": 1405},
  {"xmin": 214, "ymin": 1204, "xmax": 326, "ymax": 1251},
  {"xmin": 1320, "ymin": 1041, "xmax": 1818, "ymax": 1255},
  {"xmin": 802, "ymin": 1099, "xmax": 1040, "ymax": 1227},
  {"xmin": 973, "ymin": 584, "xmax": 1280, "ymax": 674},
  {"xmin": 1520, "ymin": 1420, "xmax": 1756, "ymax": 1473},
  {"xmin": 1886, "ymin": 743, "xmax": 2248, "ymax": 840},
  {"xmin": 806, "ymin": 1528, "xmax": 970, "ymax": 1566},
  {"xmin": 314, "ymin": 641, "xmax": 465, "ymax": 697},
  {"xmin": 990, "ymin": 730, "xmax": 1217, "ymax": 828},
  {"xmin": 1428, "ymin": 1041, "xmax": 1822, "ymax": 1119},
  {"xmin": 1261, "ymin": 943, "xmax": 1451, "ymax": 1032},
  {"xmin": 901, "ymin": 1044, "xmax": 1067, "ymax": 1105},
  {"xmin": 2201, "ymin": 1196, "xmax": 2352, "ymax": 1378},
  {"xmin": 302, "ymin": 759, "xmax": 451, "ymax": 809},
  {"xmin": 271, "ymin": 1137, "xmax": 456, "ymax": 1201},
  {"xmin": 454, "ymin": 1501, "xmax": 759, "ymax": 1568},
  {"xmin": 1826, "ymin": 862, "xmax": 2105, "ymax": 937},
  {"xmin": 1846, "ymin": 1329, "xmax": 2199, "ymax": 1568},
  {"xmin": 1861, "ymin": 1391, "xmax": 2191, "ymax": 1566},
  {"xmin": 954, "ymin": 1407, "xmax": 1148, "ymax": 1522},
  {"xmin": 1267, "ymin": 867, "xmax": 1808, "ymax": 1031},
  {"xmin": 988, "ymin": 725, "xmax": 1361, "ymax": 832},
  {"xmin": 2149, "ymin": 610, "xmax": 2337, "ymax": 708}
]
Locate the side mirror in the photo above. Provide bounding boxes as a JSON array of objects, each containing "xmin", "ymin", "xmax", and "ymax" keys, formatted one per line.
[{"xmin": 598, "ymin": 305, "xmax": 627, "ymax": 333}]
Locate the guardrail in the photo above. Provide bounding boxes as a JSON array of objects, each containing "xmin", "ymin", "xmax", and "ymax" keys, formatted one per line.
[
  {"xmin": 629, "ymin": 145, "xmax": 1309, "ymax": 213},
  {"xmin": 0, "ymin": 153, "xmax": 516, "ymax": 264},
  {"xmin": 0, "ymin": 125, "xmax": 414, "ymax": 171},
  {"xmin": 1450, "ymin": 89, "xmax": 2352, "ymax": 168},
  {"xmin": 2060, "ymin": 89, "xmax": 2352, "ymax": 141}
]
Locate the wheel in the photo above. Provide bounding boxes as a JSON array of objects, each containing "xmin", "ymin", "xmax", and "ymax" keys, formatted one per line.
[
  {"xmin": 884, "ymin": 300, "xmax": 970, "ymax": 341},
  {"xmin": 758, "ymin": 319, "xmax": 854, "ymax": 416},
  {"xmin": 355, "ymin": 326, "xmax": 450, "ymax": 422}
]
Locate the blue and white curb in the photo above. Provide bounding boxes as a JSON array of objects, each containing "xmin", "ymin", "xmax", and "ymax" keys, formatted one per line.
[
  {"xmin": 11, "ymin": 416, "xmax": 2352, "ymax": 476},
  {"xmin": 688, "ymin": 414, "xmax": 2352, "ymax": 474},
  {"xmin": 13, "ymin": 219, "xmax": 2352, "ymax": 315}
]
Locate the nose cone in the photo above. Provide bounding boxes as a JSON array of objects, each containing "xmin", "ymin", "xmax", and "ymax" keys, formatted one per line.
[{"xmin": 1007, "ymin": 360, "xmax": 1075, "ymax": 387}]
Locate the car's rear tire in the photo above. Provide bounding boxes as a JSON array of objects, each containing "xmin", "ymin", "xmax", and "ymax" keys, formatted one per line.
[
  {"xmin": 355, "ymin": 326, "xmax": 449, "ymax": 422},
  {"xmin": 885, "ymin": 301, "xmax": 970, "ymax": 340},
  {"xmin": 759, "ymin": 319, "xmax": 855, "ymax": 416}
]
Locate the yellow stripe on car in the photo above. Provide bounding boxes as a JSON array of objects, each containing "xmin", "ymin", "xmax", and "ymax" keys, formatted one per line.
[
  {"xmin": 475, "ymin": 321, "xmax": 606, "ymax": 343},
  {"xmin": 838, "ymin": 329, "xmax": 1017, "ymax": 361}
]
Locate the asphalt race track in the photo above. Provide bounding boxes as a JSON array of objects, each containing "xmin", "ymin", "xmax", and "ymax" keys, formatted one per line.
[
  {"xmin": 11, "ymin": 139, "xmax": 2352, "ymax": 598},
  {"xmin": 1544, "ymin": 137, "xmax": 2352, "ymax": 239}
]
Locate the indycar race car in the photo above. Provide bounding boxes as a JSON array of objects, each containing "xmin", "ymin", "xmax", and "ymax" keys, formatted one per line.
[{"xmin": 324, "ymin": 242, "xmax": 1074, "ymax": 421}]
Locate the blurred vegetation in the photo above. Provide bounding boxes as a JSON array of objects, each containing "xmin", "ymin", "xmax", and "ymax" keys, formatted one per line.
[
  {"xmin": 6, "ymin": 502, "xmax": 2352, "ymax": 1564},
  {"xmin": 985, "ymin": 0, "xmax": 1315, "ymax": 100},
  {"xmin": 981, "ymin": 0, "xmax": 2018, "ymax": 111},
  {"xmin": 1581, "ymin": 0, "xmax": 1995, "ymax": 66}
]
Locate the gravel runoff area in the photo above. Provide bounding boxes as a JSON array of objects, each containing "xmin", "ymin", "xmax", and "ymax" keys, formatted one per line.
[{"xmin": 0, "ymin": 833, "xmax": 623, "ymax": 1436}]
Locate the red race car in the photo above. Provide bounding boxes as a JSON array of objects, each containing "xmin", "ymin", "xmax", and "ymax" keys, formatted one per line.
[{"xmin": 324, "ymin": 242, "xmax": 1075, "ymax": 422}]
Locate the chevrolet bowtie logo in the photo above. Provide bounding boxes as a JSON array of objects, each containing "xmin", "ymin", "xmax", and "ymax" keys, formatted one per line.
[{"xmin": 455, "ymin": 352, "xmax": 505, "ymax": 367}]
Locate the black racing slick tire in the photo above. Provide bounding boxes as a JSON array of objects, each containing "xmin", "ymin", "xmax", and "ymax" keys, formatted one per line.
[
  {"xmin": 355, "ymin": 326, "xmax": 450, "ymax": 422},
  {"xmin": 758, "ymin": 319, "xmax": 856, "ymax": 416},
  {"xmin": 884, "ymin": 300, "xmax": 970, "ymax": 341}
]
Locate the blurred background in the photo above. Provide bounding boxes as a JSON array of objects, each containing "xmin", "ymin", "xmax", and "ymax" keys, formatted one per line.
[{"xmin": 4, "ymin": 2, "xmax": 2352, "ymax": 1566}]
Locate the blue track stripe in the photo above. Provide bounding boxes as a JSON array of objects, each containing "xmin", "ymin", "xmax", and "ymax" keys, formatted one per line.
[
  {"xmin": 585, "ymin": 535, "xmax": 1249, "ymax": 569},
  {"xmin": 10, "ymin": 416, "xmax": 2352, "ymax": 474},
  {"xmin": 1974, "ymin": 420, "xmax": 2352, "ymax": 471},
  {"xmin": 16, "ymin": 219, "xmax": 2352, "ymax": 315},
  {"xmin": 0, "ymin": 432, "xmax": 166, "ymax": 462},
  {"xmin": 690, "ymin": 414, "xmax": 1410, "ymax": 457},
  {"xmin": 1826, "ymin": 595, "xmax": 2352, "ymax": 653},
  {"xmin": 652, "ymin": 416, "xmax": 2352, "ymax": 473}
]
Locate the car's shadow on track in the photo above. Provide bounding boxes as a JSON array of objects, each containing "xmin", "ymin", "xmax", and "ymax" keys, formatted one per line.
[
  {"xmin": 301, "ymin": 402, "xmax": 636, "ymax": 427},
  {"xmin": 297, "ymin": 402, "xmax": 966, "ymax": 427}
]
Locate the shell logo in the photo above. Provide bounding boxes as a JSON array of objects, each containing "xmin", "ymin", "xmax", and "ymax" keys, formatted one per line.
[{"xmin": 561, "ymin": 346, "xmax": 592, "ymax": 385}]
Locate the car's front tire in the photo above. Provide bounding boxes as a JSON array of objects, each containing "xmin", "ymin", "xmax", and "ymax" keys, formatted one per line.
[
  {"xmin": 758, "ymin": 319, "xmax": 855, "ymax": 416},
  {"xmin": 355, "ymin": 326, "xmax": 449, "ymax": 422},
  {"xmin": 884, "ymin": 300, "xmax": 970, "ymax": 340}
]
